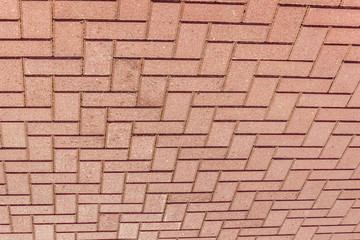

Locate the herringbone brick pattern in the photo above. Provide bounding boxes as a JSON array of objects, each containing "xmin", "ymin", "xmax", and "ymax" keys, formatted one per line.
[{"xmin": 1, "ymin": 0, "xmax": 360, "ymax": 239}]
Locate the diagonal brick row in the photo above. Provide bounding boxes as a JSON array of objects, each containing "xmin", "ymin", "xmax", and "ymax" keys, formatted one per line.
[{"xmin": 1, "ymin": 0, "xmax": 360, "ymax": 239}]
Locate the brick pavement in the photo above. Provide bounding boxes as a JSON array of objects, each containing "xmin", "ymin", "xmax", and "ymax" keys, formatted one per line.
[{"xmin": 0, "ymin": 0, "xmax": 360, "ymax": 239}]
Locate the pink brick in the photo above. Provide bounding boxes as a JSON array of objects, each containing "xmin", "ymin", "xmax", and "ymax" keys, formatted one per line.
[
  {"xmin": 115, "ymin": 41, "xmax": 173, "ymax": 58},
  {"xmin": 257, "ymin": 61, "xmax": 313, "ymax": 76},
  {"xmin": 25, "ymin": 77, "xmax": 52, "ymax": 106},
  {"xmin": 290, "ymin": 27, "xmax": 327, "ymax": 60},
  {"xmin": 84, "ymin": 41, "xmax": 113, "ymax": 75},
  {"xmin": 268, "ymin": 6, "xmax": 306, "ymax": 42},
  {"xmin": 183, "ymin": 3, "xmax": 244, "ymax": 22},
  {"xmin": 112, "ymin": 59, "xmax": 141, "ymax": 91},
  {"xmin": 266, "ymin": 93, "xmax": 298, "ymax": 120},
  {"xmin": 185, "ymin": 107, "xmax": 214, "ymax": 133},
  {"xmin": 54, "ymin": 21, "xmax": 83, "ymax": 57},
  {"xmin": 243, "ymin": 0, "xmax": 277, "ymax": 23},
  {"xmin": 305, "ymin": 8, "xmax": 360, "ymax": 26},
  {"xmin": 1, "ymin": 123, "xmax": 26, "ymax": 148},
  {"xmin": 210, "ymin": 24, "xmax": 268, "ymax": 42},
  {"xmin": 162, "ymin": 93, "xmax": 192, "ymax": 120},
  {"xmin": 0, "ymin": 59, "xmax": 23, "ymax": 91},
  {"xmin": 24, "ymin": 59, "xmax": 82, "ymax": 75},
  {"xmin": 207, "ymin": 122, "xmax": 235, "ymax": 147},
  {"xmin": 138, "ymin": 77, "xmax": 167, "ymax": 106},
  {"xmin": 148, "ymin": 2, "xmax": 180, "ymax": 40},
  {"xmin": 330, "ymin": 63, "xmax": 360, "ymax": 93},
  {"xmin": 0, "ymin": 21, "xmax": 20, "ymax": 38},
  {"xmin": 201, "ymin": 42, "xmax": 233, "ymax": 75},
  {"xmin": 54, "ymin": 1, "xmax": 117, "ymax": 19},
  {"xmin": 106, "ymin": 123, "xmax": 132, "ymax": 148},
  {"xmin": 119, "ymin": 0, "xmax": 149, "ymax": 20},
  {"xmin": 129, "ymin": 136, "xmax": 156, "ymax": 160},
  {"xmin": 234, "ymin": 43, "xmax": 292, "ymax": 60},
  {"xmin": 22, "ymin": 1, "xmax": 51, "ymax": 38},
  {"xmin": 176, "ymin": 23, "xmax": 208, "ymax": 58},
  {"xmin": 54, "ymin": 93, "xmax": 80, "ymax": 121},
  {"xmin": 0, "ymin": 40, "xmax": 51, "ymax": 57},
  {"xmin": 143, "ymin": 59, "xmax": 199, "ymax": 75},
  {"xmin": 86, "ymin": 22, "xmax": 146, "ymax": 39},
  {"xmin": 80, "ymin": 108, "xmax": 106, "ymax": 135},
  {"xmin": 0, "ymin": 0, "xmax": 19, "ymax": 19},
  {"xmin": 311, "ymin": 45, "xmax": 348, "ymax": 77},
  {"xmin": 246, "ymin": 78, "xmax": 278, "ymax": 106}
]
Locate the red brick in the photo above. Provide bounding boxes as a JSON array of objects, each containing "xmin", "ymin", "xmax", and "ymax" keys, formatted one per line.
[
  {"xmin": 35, "ymin": 225, "xmax": 55, "ymax": 240},
  {"xmin": 116, "ymin": 41, "xmax": 173, "ymax": 58},
  {"xmin": 144, "ymin": 194, "xmax": 167, "ymax": 213},
  {"xmin": 152, "ymin": 148, "xmax": 178, "ymax": 171},
  {"xmin": 298, "ymin": 180, "xmax": 325, "ymax": 199},
  {"xmin": 183, "ymin": 3, "xmax": 243, "ymax": 22},
  {"xmin": 0, "ymin": 59, "xmax": 23, "ymax": 91},
  {"xmin": 28, "ymin": 137, "xmax": 52, "ymax": 160},
  {"xmin": 317, "ymin": 108, "xmax": 360, "ymax": 121},
  {"xmin": 330, "ymin": 63, "xmax": 360, "ymax": 93},
  {"xmin": 185, "ymin": 107, "xmax": 214, "ymax": 133},
  {"xmin": 193, "ymin": 171, "xmax": 218, "ymax": 192},
  {"xmin": 247, "ymin": 201, "xmax": 272, "ymax": 219},
  {"xmin": 129, "ymin": 136, "xmax": 155, "ymax": 160},
  {"xmin": 138, "ymin": 77, "xmax": 167, "ymax": 106},
  {"xmin": 0, "ymin": 40, "xmax": 51, "ymax": 57},
  {"xmin": 227, "ymin": 135, "xmax": 256, "ymax": 158},
  {"xmin": 210, "ymin": 24, "xmax": 268, "ymax": 42},
  {"xmin": 148, "ymin": 2, "xmax": 180, "ymax": 40},
  {"xmin": 123, "ymin": 184, "xmax": 146, "ymax": 203},
  {"xmin": 266, "ymin": 93, "xmax": 298, "ymax": 120},
  {"xmin": 311, "ymin": 45, "xmax": 347, "ymax": 77},
  {"xmin": 320, "ymin": 135, "xmax": 351, "ymax": 158},
  {"xmin": 215, "ymin": 108, "xmax": 266, "ymax": 120},
  {"xmin": 337, "ymin": 148, "xmax": 360, "ymax": 169},
  {"xmin": 54, "ymin": 1, "xmax": 117, "ymax": 19},
  {"xmin": 220, "ymin": 171, "xmax": 264, "ymax": 182},
  {"xmin": 31, "ymin": 184, "xmax": 53, "ymax": 204},
  {"xmin": 224, "ymin": 61, "xmax": 257, "ymax": 91},
  {"xmin": 54, "ymin": 21, "xmax": 83, "ymax": 57},
  {"xmin": 278, "ymin": 218, "xmax": 302, "ymax": 234},
  {"xmin": 327, "ymin": 28, "xmax": 360, "ymax": 45},
  {"xmin": 12, "ymin": 215, "xmax": 32, "ymax": 233},
  {"xmin": 157, "ymin": 135, "xmax": 205, "ymax": 148},
  {"xmin": 282, "ymin": 170, "xmax": 309, "ymax": 190},
  {"xmin": 24, "ymin": 59, "xmax": 82, "ymax": 75},
  {"xmin": 109, "ymin": 108, "xmax": 161, "ymax": 121},
  {"xmin": 276, "ymin": 147, "xmax": 321, "ymax": 158},
  {"xmin": 182, "ymin": 212, "xmax": 205, "ymax": 229},
  {"xmin": 25, "ymin": 77, "xmax": 51, "ymax": 106},
  {"xmin": 246, "ymin": 148, "xmax": 274, "ymax": 170},
  {"xmin": 257, "ymin": 61, "xmax": 312, "ymax": 76},
  {"xmin": 246, "ymin": 78, "xmax": 278, "ymax": 106},
  {"xmin": 207, "ymin": 122, "xmax": 235, "ymax": 147},
  {"xmin": 1, "ymin": 123, "xmax": 26, "ymax": 148},
  {"xmin": 106, "ymin": 123, "xmax": 132, "ymax": 148},
  {"xmin": 54, "ymin": 149, "xmax": 78, "ymax": 172},
  {"xmin": 86, "ymin": 22, "xmax": 146, "ymax": 39},
  {"xmin": 54, "ymin": 136, "xmax": 104, "ymax": 148},
  {"xmin": 290, "ymin": 27, "xmax": 327, "ymax": 60},
  {"xmin": 101, "ymin": 173, "xmax": 124, "ymax": 193},
  {"xmin": 118, "ymin": 223, "xmax": 139, "ymax": 239},
  {"xmin": 239, "ymin": 181, "xmax": 282, "ymax": 191},
  {"xmin": 0, "ymin": 21, "xmax": 20, "ymax": 38},
  {"xmin": 244, "ymin": 0, "xmax": 277, "ymax": 23},
  {"xmin": 303, "ymin": 122, "xmax": 335, "ymax": 146},
  {"xmin": 201, "ymin": 42, "xmax": 233, "ymax": 75},
  {"xmin": 346, "ymin": 46, "xmax": 360, "ymax": 61},
  {"xmin": 168, "ymin": 77, "xmax": 222, "ymax": 92},
  {"xmin": 305, "ymin": 8, "xmax": 360, "ymax": 26},
  {"xmin": 268, "ymin": 6, "xmax": 306, "ymax": 42},
  {"xmin": 112, "ymin": 59, "xmax": 141, "ymax": 91},
  {"xmin": 55, "ymin": 76, "xmax": 110, "ymax": 92},
  {"xmin": 0, "ymin": 93, "xmax": 23, "ymax": 107},
  {"xmin": 212, "ymin": 182, "xmax": 237, "ymax": 201},
  {"xmin": 22, "ymin": 1, "xmax": 51, "ymax": 38},
  {"xmin": 236, "ymin": 122, "xmax": 286, "ymax": 134},
  {"xmin": 162, "ymin": 93, "xmax": 191, "ymax": 120},
  {"xmin": 28, "ymin": 122, "xmax": 78, "ymax": 135},
  {"xmin": 278, "ymin": 78, "xmax": 332, "ymax": 93},
  {"xmin": 82, "ymin": 92, "xmax": 136, "ymax": 107},
  {"xmin": 119, "ymin": 0, "xmax": 149, "ymax": 21},
  {"xmin": 173, "ymin": 160, "xmax": 199, "ymax": 182},
  {"xmin": 79, "ymin": 161, "xmax": 101, "ymax": 183},
  {"xmin": 281, "ymin": 0, "xmax": 340, "ymax": 4},
  {"xmin": 264, "ymin": 160, "xmax": 292, "ymax": 180},
  {"xmin": 7, "ymin": 174, "xmax": 29, "ymax": 194},
  {"xmin": 0, "ymin": 0, "xmax": 19, "ymax": 19},
  {"xmin": 84, "ymin": 41, "xmax": 113, "ymax": 75},
  {"xmin": 80, "ymin": 108, "xmax": 106, "ymax": 135},
  {"xmin": 179, "ymin": 147, "xmax": 227, "ymax": 159},
  {"xmin": 194, "ymin": 92, "xmax": 245, "ymax": 106},
  {"xmin": 54, "ymin": 93, "xmax": 80, "ymax": 121},
  {"xmin": 143, "ymin": 59, "xmax": 199, "ymax": 75},
  {"xmin": 298, "ymin": 93, "xmax": 349, "ymax": 107},
  {"xmin": 78, "ymin": 204, "xmax": 98, "ymax": 222},
  {"xmin": 176, "ymin": 23, "xmax": 208, "ymax": 58},
  {"xmin": 286, "ymin": 108, "xmax": 317, "ymax": 133},
  {"xmin": 235, "ymin": 44, "xmax": 291, "ymax": 60}
]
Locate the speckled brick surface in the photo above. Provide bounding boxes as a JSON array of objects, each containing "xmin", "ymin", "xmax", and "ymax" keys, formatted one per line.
[{"xmin": 0, "ymin": 0, "xmax": 360, "ymax": 239}]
